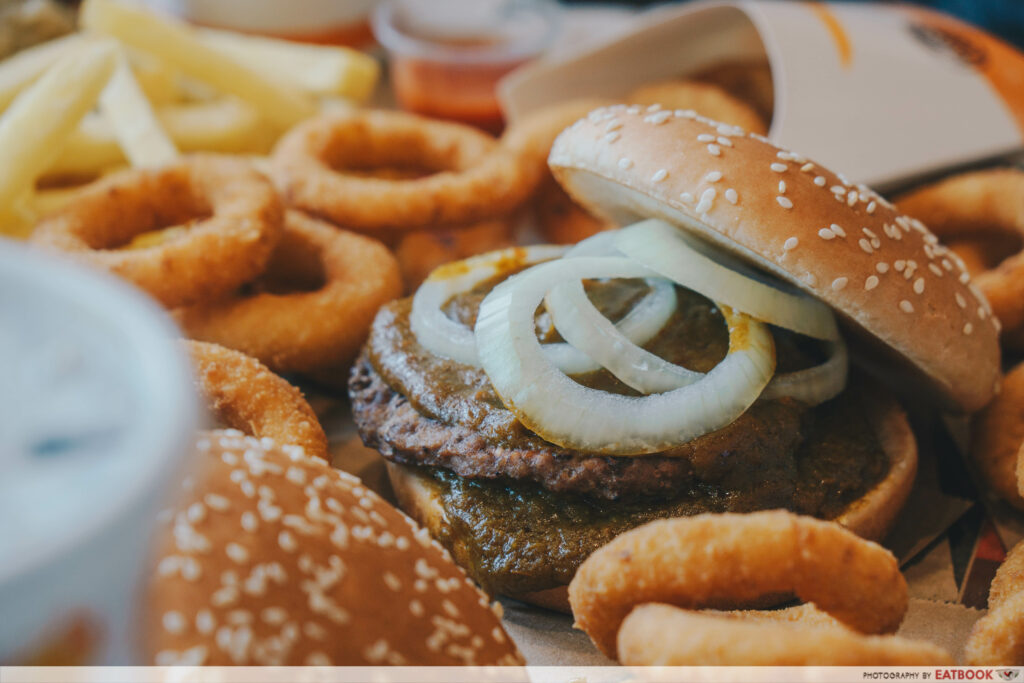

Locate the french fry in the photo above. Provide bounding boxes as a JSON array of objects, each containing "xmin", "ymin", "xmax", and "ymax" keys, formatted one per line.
[
  {"xmin": 99, "ymin": 50, "xmax": 179, "ymax": 168},
  {"xmin": 47, "ymin": 99, "xmax": 273, "ymax": 178},
  {"xmin": 128, "ymin": 49, "xmax": 182, "ymax": 105},
  {"xmin": 200, "ymin": 28, "xmax": 379, "ymax": 102},
  {"xmin": 0, "ymin": 41, "xmax": 116, "ymax": 236},
  {"xmin": 0, "ymin": 33, "xmax": 88, "ymax": 111},
  {"xmin": 80, "ymin": 0, "xmax": 316, "ymax": 130}
]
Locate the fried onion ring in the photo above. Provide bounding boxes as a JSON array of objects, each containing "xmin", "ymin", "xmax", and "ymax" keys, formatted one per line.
[
  {"xmin": 969, "ymin": 362, "xmax": 1024, "ymax": 510},
  {"xmin": 271, "ymin": 110, "xmax": 536, "ymax": 231},
  {"xmin": 177, "ymin": 210, "xmax": 402, "ymax": 376},
  {"xmin": 186, "ymin": 340, "xmax": 328, "ymax": 461},
  {"xmin": 895, "ymin": 169, "xmax": 1024, "ymax": 331},
  {"xmin": 535, "ymin": 178, "xmax": 614, "ymax": 245},
  {"xmin": 394, "ymin": 217, "xmax": 516, "ymax": 291},
  {"xmin": 618, "ymin": 604, "xmax": 952, "ymax": 666},
  {"xmin": 966, "ymin": 540, "xmax": 1024, "ymax": 664},
  {"xmin": 628, "ymin": 80, "xmax": 768, "ymax": 135},
  {"xmin": 568, "ymin": 510, "xmax": 908, "ymax": 659},
  {"xmin": 31, "ymin": 154, "xmax": 282, "ymax": 308}
]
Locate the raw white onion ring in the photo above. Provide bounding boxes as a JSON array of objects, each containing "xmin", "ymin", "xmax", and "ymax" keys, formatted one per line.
[
  {"xmin": 474, "ymin": 256, "xmax": 776, "ymax": 455},
  {"xmin": 542, "ymin": 277, "xmax": 677, "ymax": 376},
  {"xmin": 411, "ymin": 245, "xmax": 565, "ymax": 366},
  {"xmin": 616, "ymin": 219, "xmax": 839, "ymax": 340}
]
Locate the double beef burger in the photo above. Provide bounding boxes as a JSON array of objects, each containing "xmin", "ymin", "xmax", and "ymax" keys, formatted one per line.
[{"xmin": 349, "ymin": 105, "xmax": 1000, "ymax": 611}]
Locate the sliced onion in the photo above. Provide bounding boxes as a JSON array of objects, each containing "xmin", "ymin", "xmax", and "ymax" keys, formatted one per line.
[
  {"xmin": 762, "ymin": 336, "xmax": 848, "ymax": 405},
  {"xmin": 410, "ymin": 245, "xmax": 566, "ymax": 366},
  {"xmin": 563, "ymin": 230, "xmax": 623, "ymax": 258},
  {"xmin": 616, "ymin": 219, "xmax": 839, "ymax": 340},
  {"xmin": 474, "ymin": 256, "xmax": 776, "ymax": 455},
  {"xmin": 543, "ymin": 278, "xmax": 689, "ymax": 384}
]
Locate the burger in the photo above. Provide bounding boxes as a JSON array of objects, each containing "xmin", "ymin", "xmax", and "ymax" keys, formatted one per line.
[{"xmin": 348, "ymin": 104, "xmax": 1000, "ymax": 612}]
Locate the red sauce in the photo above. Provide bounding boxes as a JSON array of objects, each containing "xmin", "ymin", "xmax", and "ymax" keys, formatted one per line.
[{"xmin": 390, "ymin": 38, "xmax": 527, "ymax": 134}]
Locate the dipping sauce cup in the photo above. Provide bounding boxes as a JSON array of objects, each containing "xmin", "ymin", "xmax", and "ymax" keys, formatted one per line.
[{"xmin": 373, "ymin": 0, "xmax": 560, "ymax": 133}]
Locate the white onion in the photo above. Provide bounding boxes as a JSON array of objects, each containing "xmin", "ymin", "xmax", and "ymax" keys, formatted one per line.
[
  {"xmin": 615, "ymin": 219, "xmax": 839, "ymax": 340},
  {"xmin": 762, "ymin": 336, "xmax": 848, "ymax": 405},
  {"xmin": 542, "ymin": 278, "xmax": 677, "ymax": 376},
  {"xmin": 410, "ymin": 245, "xmax": 565, "ymax": 366},
  {"xmin": 474, "ymin": 256, "xmax": 776, "ymax": 455},
  {"xmin": 543, "ymin": 278, "xmax": 693, "ymax": 388}
]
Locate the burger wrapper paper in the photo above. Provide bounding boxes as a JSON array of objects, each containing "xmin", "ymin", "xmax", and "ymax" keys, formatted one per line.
[
  {"xmin": 319, "ymin": 396, "xmax": 990, "ymax": 665},
  {"xmin": 500, "ymin": 0, "xmax": 1024, "ymax": 190}
]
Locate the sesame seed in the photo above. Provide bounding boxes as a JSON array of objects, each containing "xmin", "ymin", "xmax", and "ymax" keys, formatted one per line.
[
  {"xmin": 770, "ymin": 163, "xmax": 788, "ymax": 173},
  {"xmin": 783, "ymin": 237, "xmax": 799, "ymax": 251},
  {"xmin": 894, "ymin": 260, "xmax": 906, "ymax": 272},
  {"xmin": 899, "ymin": 300, "xmax": 914, "ymax": 313},
  {"xmin": 704, "ymin": 171, "xmax": 722, "ymax": 182},
  {"xmin": 804, "ymin": 273, "xmax": 818, "ymax": 287},
  {"xmin": 697, "ymin": 133, "xmax": 715, "ymax": 142},
  {"xmin": 196, "ymin": 610, "xmax": 215, "ymax": 635},
  {"xmin": 163, "ymin": 611, "xmax": 186, "ymax": 634},
  {"xmin": 913, "ymin": 278, "xmax": 925, "ymax": 294},
  {"xmin": 929, "ymin": 263, "xmax": 943, "ymax": 277},
  {"xmin": 605, "ymin": 119, "xmax": 622, "ymax": 132},
  {"xmin": 960, "ymin": 272, "xmax": 971, "ymax": 284},
  {"xmin": 831, "ymin": 185, "xmax": 845, "ymax": 194},
  {"xmin": 964, "ymin": 322, "xmax": 974, "ymax": 335},
  {"xmin": 865, "ymin": 275, "xmax": 879, "ymax": 291},
  {"xmin": 187, "ymin": 503, "xmax": 206, "ymax": 524},
  {"xmin": 241, "ymin": 511, "xmax": 258, "ymax": 533},
  {"xmin": 778, "ymin": 181, "xmax": 786, "ymax": 193},
  {"xmin": 695, "ymin": 188, "xmax": 716, "ymax": 214},
  {"xmin": 847, "ymin": 191, "xmax": 857, "ymax": 207},
  {"xmin": 680, "ymin": 192, "xmax": 694, "ymax": 204},
  {"xmin": 716, "ymin": 136, "xmax": 733, "ymax": 147},
  {"xmin": 652, "ymin": 169, "xmax": 668, "ymax": 182},
  {"xmin": 955, "ymin": 292, "xmax": 967, "ymax": 308},
  {"xmin": 818, "ymin": 228, "xmax": 836, "ymax": 240},
  {"xmin": 602, "ymin": 131, "xmax": 620, "ymax": 144},
  {"xmin": 646, "ymin": 103, "xmax": 662, "ymax": 112},
  {"xmin": 832, "ymin": 277, "xmax": 848, "ymax": 291},
  {"xmin": 876, "ymin": 262, "xmax": 889, "ymax": 273},
  {"xmin": 278, "ymin": 531, "xmax": 298, "ymax": 553},
  {"xmin": 978, "ymin": 306, "xmax": 987, "ymax": 320},
  {"xmin": 995, "ymin": 317, "xmax": 1002, "ymax": 332},
  {"xmin": 676, "ymin": 109, "xmax": 696, "ymax": 118},
  {"xmin": 814, "ymin": 176, "xmax": 826, "ymax": 186},
  {"xmin": 205, "ymin": 494, "xmax": 230, "ymax": 511},
  {"xmin": 829, "ymin": 223, "xmax": 846, "ymax": 237},
  {"xmin": 858, "ymin": 238, "xmax": 873, "ymax": 254},
  {"xmin": 801, "ymin": 163, "xmax": 815, "ymax": 172},
  {"xmin": 867, "ymin": 201, "xmax": 877, "ymax": 214},
  {"xmin": 725, "ymin": 188, "xmax": 738, "ymax": 204},
  {"xmin": 226, "ymin": 543, "xmax": 249, "ymax": 564},
  {"xmin": 776, "ymin": 196, "xmax": 793, "ymax": 209},
  {"xmin": 617, "ymin": 157, "xmax": 633, "ymax": 170},
  {"xmin": 707, "ymin": 144, "xmax": 721, "ymax": 156}
]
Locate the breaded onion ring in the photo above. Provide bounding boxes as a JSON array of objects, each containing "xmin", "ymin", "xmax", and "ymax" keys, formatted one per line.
[
  {"xmin": 895, "ymin": 169, "xmax": 1023, "ymax": 331},
  {"xmin": 691, "ymin": 59, "xmax": 775, "ymax": 125},
  {"xmin": 501, "ymin": 98, "xmax": 614, "ymax": 190},
  {"xmin": 31, "ymin": 154, "xmax": 282, "ymax": 308},
  {"xmin": 394, "ymin": 217, "xmax": 515, "ymax": 291},
  {"xmin": 535, "ymin": 178, "xmax": 614, "ymax": 245},
  {"xmin": 187, "ymin": 340, "xmax": 328, "ymax": 461},
  {"xmin": 628, "ymin": 80, "xmax": 768, "ymax": 135},
  {"xmin": 966, "ymin": 540, "xmax": 1024, "ymax": 664},
  {"xmin": 618, "ymin": 604, "xmax": 951, "ymax": 666},
  {"xmin": 970, "ymin": 362, "xmax": 1024, "ymax": 510},
  {"xmin": 271, "ymin": 110, "xmax": 536, "ymax": 231},
  {"xmin": 568, "ymin": 511, "xmax": 908, "ymax": 659},
  {"xmin": 177, "ymin": 211, "xmax": 402, "ymax": 376}
]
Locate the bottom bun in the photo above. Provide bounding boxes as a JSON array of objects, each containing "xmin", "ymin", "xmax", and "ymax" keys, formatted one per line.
[{"xmin": 387, "ymin": 380, "xmax": 917, "ymax": 615}]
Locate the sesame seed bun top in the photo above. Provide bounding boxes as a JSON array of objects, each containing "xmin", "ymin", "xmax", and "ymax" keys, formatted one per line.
[
  {"xmin": 548, "ymin": 104, "xmax": 1000, "ymax": 413},
  {"xmin": 145, "ymin": 430, "xmax": 523, "ymax": 666}
]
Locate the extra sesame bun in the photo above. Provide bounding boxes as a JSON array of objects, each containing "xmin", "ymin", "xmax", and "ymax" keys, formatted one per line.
[
  {"xmin": 145, "ymin": 430, "xmax": 524, "ymax": 666},
  {"xmin": 386, "ymin": 379, "xmax": 917, "ymax": 615},
  {"xmin": 548, "ymin": 104, "xmax": 1000, "ymax": 413}
]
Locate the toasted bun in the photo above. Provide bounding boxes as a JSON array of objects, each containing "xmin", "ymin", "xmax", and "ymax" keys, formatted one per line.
[
  {"xmin": 548, "ymin": 105, "xmax": 999, "ymax": 413},
  {"xmin": 387, "ymin": 383, "xmax": 917, "ymax": 615},
  {"xmin": 145, "ymin": 430, "xmax": 524, "ymax": 666}
]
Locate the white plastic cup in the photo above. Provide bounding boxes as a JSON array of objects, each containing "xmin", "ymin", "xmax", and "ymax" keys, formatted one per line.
[{"xmin": 0, "ymin": 243, "xmax": 198, "ymax": 664}]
